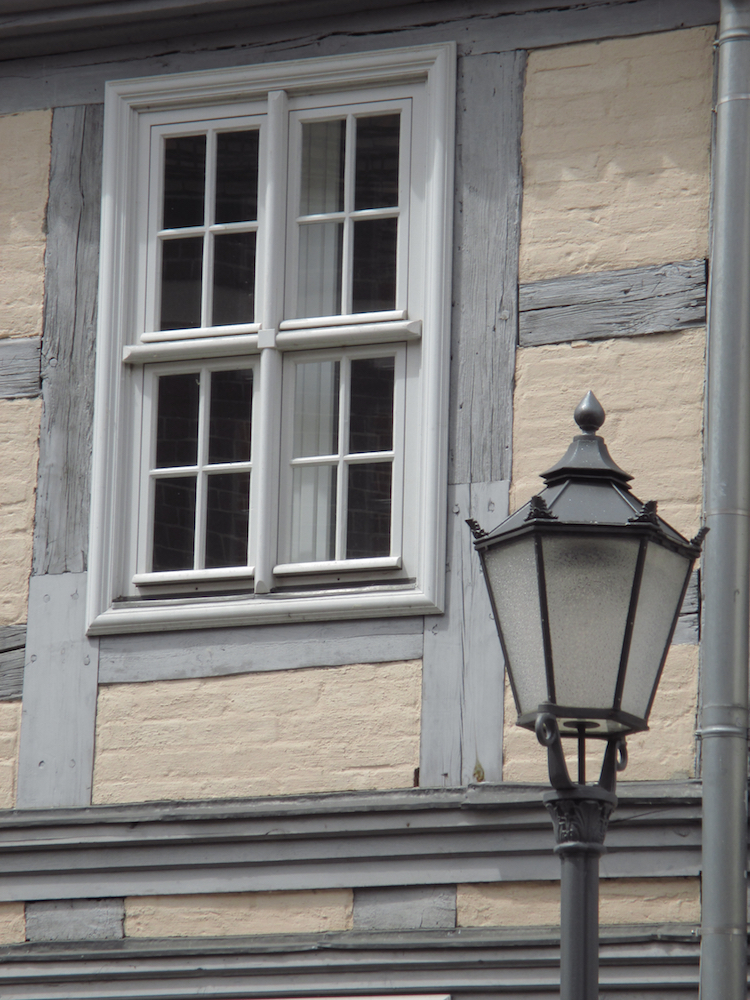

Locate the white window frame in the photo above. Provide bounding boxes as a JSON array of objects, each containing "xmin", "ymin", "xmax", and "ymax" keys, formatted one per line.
[{"xmin": 87, "ymin": 43, "xmax": 456, "ymax": 634}]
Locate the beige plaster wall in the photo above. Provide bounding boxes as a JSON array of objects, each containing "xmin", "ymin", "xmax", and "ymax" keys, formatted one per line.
[
  {"xmin": 457, "ymin": 877, "xmax": 700, "ymax": 927},
  {"xmin": 125, "ymin": 889, "xmax": 353, "ymax": 937},
  {"xmin": 510, "ymin": 329, "xmax": 705, "ymax": 539},
  {"xmin": 92, "ymin": 660, "xmax": 421, "ymax": 803},
  {"xmin": 520, "ymin": 26, "xmax": 713, "ymax": 281},
  {"xmin": 0, "ymin": 901, "xmax": 25, "ymax": 943},
  {"xmin": 0, "ymin": 110, "xmax": 51, "ymax": 339},
  {"xmin": 0, "ymin": 701, "xmax": 21, "ymax": 808},
  {"xmin": 0, "ymin": 400, "xmax": 41, "ymax": 627}
]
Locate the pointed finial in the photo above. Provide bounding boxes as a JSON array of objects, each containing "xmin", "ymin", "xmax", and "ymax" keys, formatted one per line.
[{"xmin": 574, "ymin": 391, "xmax": 606, "ymax": 434}]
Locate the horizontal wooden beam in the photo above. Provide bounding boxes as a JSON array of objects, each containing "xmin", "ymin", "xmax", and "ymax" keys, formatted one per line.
[
  {"xmin": 519, "ymin": 260, "xmax": 707, "ymax": 347},
  {"xmin": 0, "ymin": 337, "xmax": 40, "ymax": 400},
  {"xmin": 0, "ymin": 783, "xmax": 702, "ymax": 902},
  {"xmin": 0, "ymin": 624, "xmax": 25, "ymax": 701},
  {"xmin": 0, "ymin": 925, "xmax": 705, "ymax": 998}
]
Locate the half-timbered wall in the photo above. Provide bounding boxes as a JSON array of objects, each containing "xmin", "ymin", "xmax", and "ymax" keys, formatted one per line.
[{"xmin": 0, "ymin": 1, "xmax": 719, "ymax": 994}]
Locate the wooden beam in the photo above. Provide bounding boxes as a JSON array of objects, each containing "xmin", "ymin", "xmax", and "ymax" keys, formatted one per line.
[
  {"xmin": 0, "ymin": 337, "xmax": 40, "ymax": 399},
  {"xmin": 519, "ymin": 260, "xmax": 707, "ymax": 347},
  {"xmin": 34, "ymin": 104, "xmax": 102, "ymax": 577},
  {"xmin": 421, "ymin": 481, "xmax": 508, "ymax": 788},
  {"xmin": 16, "ymin": 573, "xmax": 99, "ymax": 808},
  {"xmin": 0, "ymin": 624, "xmax": 26, "ymax": 702},
  {"xmin": 450, "ymin": 50, "xmax": 523, "ymax": 485}
]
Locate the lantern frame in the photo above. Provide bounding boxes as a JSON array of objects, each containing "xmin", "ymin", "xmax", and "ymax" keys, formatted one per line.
[{"xmin": 470, "ymin": 392, "xmax": 705, "ymax": 740}]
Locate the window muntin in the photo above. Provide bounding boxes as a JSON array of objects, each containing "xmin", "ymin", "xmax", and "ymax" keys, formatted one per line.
[
  {"xmin": 89, "ymin": 45, "xmax": 455, "ymax": 632},
  {"xmin": 287, "ymin": 100, "xmax": 411, "ymax": 323},
  {"xmin": 278, "ymin": 345, "xmax": 405, "ymax": 572},
  {"xmin": 134, "ymin": 358, "xmax": 258, "ymax": 585},
  {"xmin": 143, "ymin": 114, "xmax": 265, "ymax": 342}
]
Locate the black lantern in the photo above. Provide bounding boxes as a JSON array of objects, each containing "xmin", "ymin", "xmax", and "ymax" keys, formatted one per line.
[{"xmin": 470, "ymin": 391, "xmax": 705, "ymax": 740}]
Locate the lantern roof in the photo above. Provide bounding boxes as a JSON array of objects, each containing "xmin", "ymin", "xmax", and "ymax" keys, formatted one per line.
[{"xmin": 472, "ymin": 391, "xmax": 703, "ymax": 557}]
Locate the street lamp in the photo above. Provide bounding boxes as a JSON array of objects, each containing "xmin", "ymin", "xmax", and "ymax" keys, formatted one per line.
[{"xmin": 468, "ymin": 391, "xmax": 705, "ymax": 1000}]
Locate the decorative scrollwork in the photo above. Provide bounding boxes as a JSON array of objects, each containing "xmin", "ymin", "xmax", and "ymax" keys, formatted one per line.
[
  {"xmin": 628, "ymin": 499, "xmax": 659, "ymax": 525},
  {"xmin": 465, "ymin": 518, "xmax": 487, "ymax": 540},
  {"xmin": 525, "ymin": 495, "xmax": 557, "ymax": 522},
  {"xmin": 545, "ymin": 796, "xmax": 615, "ymax": 847}
]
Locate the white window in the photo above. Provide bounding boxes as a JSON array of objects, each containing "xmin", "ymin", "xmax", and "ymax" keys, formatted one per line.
[{"xmin": 88, "ymin": 44, "xmax": 455, "ymax": 633}]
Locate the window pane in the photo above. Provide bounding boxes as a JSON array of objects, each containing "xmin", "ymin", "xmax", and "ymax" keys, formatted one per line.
[
  {"xmin": 215, "ymin": 130, "xmax": 259, "ymax": 224},
  {"xmin": 297, "ymin": 222, "xmax": 343, "ymax": 318},
  {"xmin": 160, "ymin": 237, "xmax": 203, "ymax": 330},
  {"xmin": 163, "ymin": 135, "xmax": 206, "ymax": 229},
  {"xmin": 156, "ymin": 372, "xmax": 200, "ymax": 468},
  {"xmin": 152, "ymin": 477, "xmax": 196, "ymax": 571},
  {"xmin": 349, "ymin": 356, "xmax": 394, "ymax": 454},
  {"xmin": 352, "ymin": 218, "xmax": 397, "ymax": 313},
  {"xmin": 346, "ymin": 462, "xmax": 391, "ymax": 558},
  {"xmin": 209, "ymin": 369, "xmax": 253, "ymax": 464},
  {"xmin": 291, "ymin": 465, "xmax": 337, "ymax": 562},
  {"xmin": 293, "ymin": 360, "xmax": 339, "ymax": 458},
  {"xmin": 205, "ymin": 472, "xmax": 250, "ymax": 568},
  {"xmin": 212, "ymin": 232, "xmax": 256, "ymax": 326},
  {"xmin": 300, "ymin": 120, "xmax": 345, "ymax": 215},
  {"xmin": 355, "ymin": 115, "xmax": 400, "ymax": 210}
]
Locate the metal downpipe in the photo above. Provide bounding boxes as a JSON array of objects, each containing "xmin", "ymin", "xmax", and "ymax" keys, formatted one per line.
[{"xmin": 701, "ymin": 4, "xmax": 750, "ymax": 997}]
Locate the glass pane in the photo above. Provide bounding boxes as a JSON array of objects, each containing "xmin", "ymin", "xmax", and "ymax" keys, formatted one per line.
[
  {"xmin": 543, "ymin": 534, "xmax": 641, "ymax": 710},
  {"xmin": 160, "ymin": 237, "xmax": 203, "ymax": 330},
  {"xmin": 290, "ymin": 465, "xmax": 336, "ymax": 562},
  {"xmin": 293, "ymin": 360, "xmax": 339, "ymax": 458},
  {"xmin": 152, "ymin": 476, "xmax": 196, "ymax": 572},
  {"xmin": 300, "ymin": 119, "xmax": 345, "ymax": 215},
  {"xmin": 209, "ymin": 369, "xmax": 253, "ymax": 464},
  {"xmin": 346, "ymin": 462, "xmax": 391, "ymax": 558},
  {"xmin": 156, "ymin": 372, "xmax": 200, "ymax": 468},
  {"xmin": 352, "ymin": 218, "xmax": 397, "ymax": 313},
  {"xmin": 212, "ymin": 232, "xmax": 256, "ymax": 326},
  {"xmin": 163, "ymin": 135, "xmax": 206, "ymax": 229},
  {"xmin": 297, "ymin": 221, "xmax": 343, "ymax": 317},
  {"xmin": 349, "ymin": 356, "xmax": 394, "ymax": 454},
  {"xmin": 621, "ymin": 541, "xmax": 692, "ymax": 721},
  {"xmin": 215, "ymin": 130, "xmax": 259, "ymax": 224},
  {"xmin": 205, "ymin": 472, "xmax": 250, "ymax": 568},
  {"xmin": 483, "ymin": 537, "xmax": 548, "ymax": 719},
  {"xmin": 355, "ymin": 114, "xmax": 400, "ymax": 210}
]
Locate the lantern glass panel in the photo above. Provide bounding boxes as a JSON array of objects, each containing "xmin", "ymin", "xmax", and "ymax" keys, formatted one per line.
[
  {"xmin": 620, "ymin": 540, "xmax": 691, "ymax": 721},
  {"xmin": 542, "ymin": 534, "xmax": 640, "ymax": 710},
  {"xmin": 483, "ymin": 535, "xmax": 548, "ymax": 716}
]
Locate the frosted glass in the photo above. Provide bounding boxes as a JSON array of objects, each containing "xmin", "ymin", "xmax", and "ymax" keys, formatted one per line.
[
  {"xmin": 293, "ymin": 361, "xmax": 340, "ymax": 458},
  {"xmin": 483, "ymin": 537, "xmax": 547, "ymax": 717},
  {"xmin": 543, "ymin": 535, "xmax": 640, "ymax": 710},
  {"xmin": 290, "ymin": 465, "xmax": 336, "ymax": 563},
  {"xmin": 620, "ymin": 541, "xmax": 691, "ymax": 720}
]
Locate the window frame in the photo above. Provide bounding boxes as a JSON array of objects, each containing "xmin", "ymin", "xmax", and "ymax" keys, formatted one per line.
[{"xmin": 88, "ymin": 43, "xmax": 456, "ymax": 635}]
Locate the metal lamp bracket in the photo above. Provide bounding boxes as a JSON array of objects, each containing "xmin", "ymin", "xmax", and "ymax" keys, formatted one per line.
[{"xmin": 535, "ymin": 712, "xmax": 628, "ymax": 794}]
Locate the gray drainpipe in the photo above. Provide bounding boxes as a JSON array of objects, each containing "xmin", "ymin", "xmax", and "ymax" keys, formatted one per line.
[{"xmin": 701, "ymin": 3, "xmax": 750, "ymax": 998}]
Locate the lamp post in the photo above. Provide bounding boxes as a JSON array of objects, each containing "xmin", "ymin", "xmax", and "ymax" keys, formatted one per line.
[{"xmin": 468, "ymin": 391, "xmax": 705, "ymax": 1000}]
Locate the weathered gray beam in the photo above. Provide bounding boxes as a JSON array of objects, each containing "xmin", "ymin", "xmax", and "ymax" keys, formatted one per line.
[
  {"xmin": 0, "ymin": 625, "xmax": 26, "ymax": 701},
  {"xmin": 0, "ymin": 1, "xmax": 717, "ymax": 115},
  {"xmin": 0, "ymin": 925, "xmax": 708, "ymax": 999},
  {"xmin": 674, "ymin": 570, "xmax": 700, "ymax": 645},
  {"xmin": 0, "ymin": 783, "xmax": 702, "ymax": 902},
  {"xmin": 353, "ymin": 886, "xmax": 456, "ymax": 930},
  {"xmin": 34, "ymin": 104, "xmax": 102, "ymax": 577},
  {"xmin": 450, "ymin": 50, "xmax": 523, "ymax": 485},
  {"xmin": 421, "ymin": 482, "xmax": 508, "ymax": 787},
  {"xmin": 519, "ymin": 260, "xmax": 707, "ymax": 347},
  {"xmin": 0, "ymin": 337, "xmax": 40, "ymax": 399},
  {"xmin": 25, "ymin": 899, "xmax": 124, "ymax": 942},
  {"xmin": 16, "ymin": 573, "xmax": 99, "ymax": 808},
  {"xmin": 99, "ymin": 616, "xmax": 423, "ymax": 684}
]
